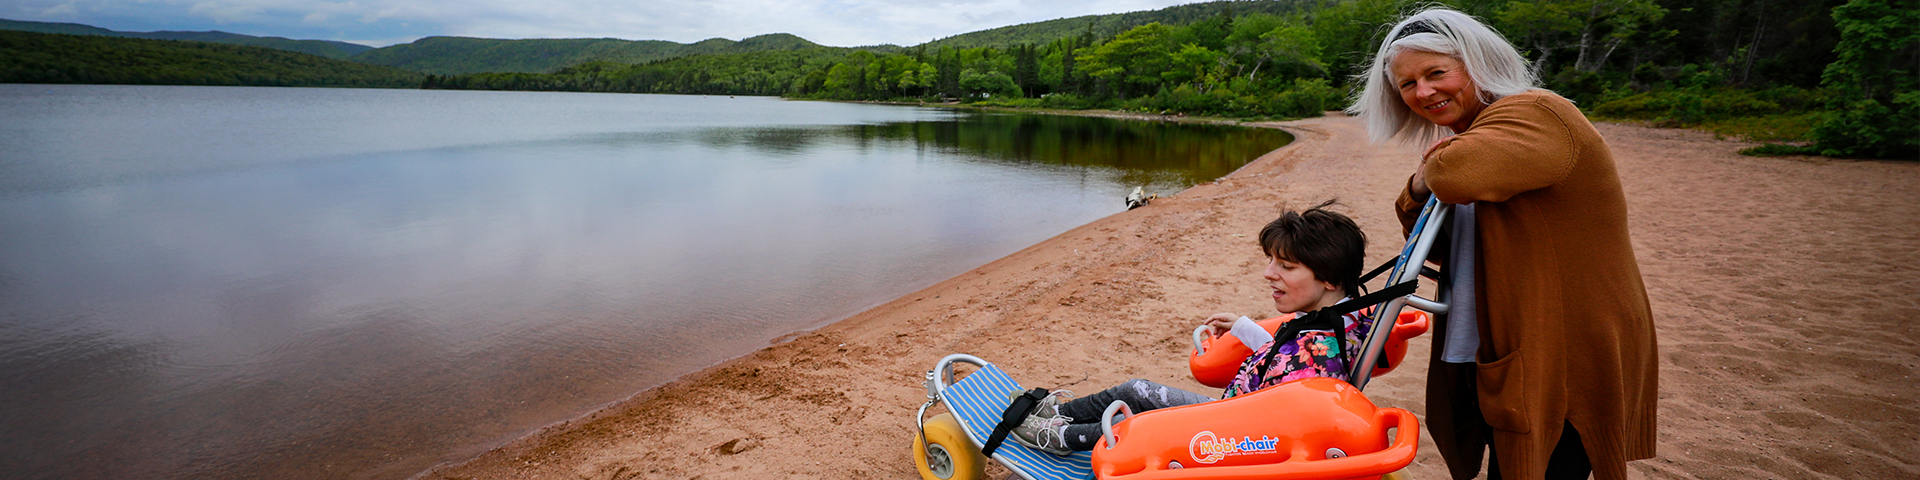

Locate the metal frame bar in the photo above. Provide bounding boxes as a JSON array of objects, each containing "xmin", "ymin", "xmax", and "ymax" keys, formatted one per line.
[{"xmin": 1349, "ymin": 197, "xmax": 1450, "ymax": 391}]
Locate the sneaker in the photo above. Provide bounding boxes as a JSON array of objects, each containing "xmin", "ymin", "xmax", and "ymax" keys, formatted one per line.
[
  {"xmin": 1010, "ymin": 414, "xmax": 1073, "ymax": 455},
  {"xmin": 1038, "ymin": 389, "xmax": 1075, "ymax": 419},
  {"xmin": 1011, "ymin": 389, "xmax": 1074, "ymax": 420}
]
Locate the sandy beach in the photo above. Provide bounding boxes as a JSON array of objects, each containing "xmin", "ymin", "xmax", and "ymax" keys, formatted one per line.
[{"xmin": 415, "ymin": 113, "xmax": 1920, "ymax": 480}]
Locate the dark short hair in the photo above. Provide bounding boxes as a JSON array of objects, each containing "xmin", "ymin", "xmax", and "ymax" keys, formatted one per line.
[{"xmin": 1258, "ymin": 200, "xmax": 1367, "ymax": 297}]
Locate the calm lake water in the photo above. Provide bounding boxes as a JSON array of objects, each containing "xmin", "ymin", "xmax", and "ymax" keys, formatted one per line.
[{"xmin": 0, "ymin": 84, "xmax": 1291, "ymax": 479}]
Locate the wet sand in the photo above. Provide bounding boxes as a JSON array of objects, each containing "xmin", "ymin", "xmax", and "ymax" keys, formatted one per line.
[{"xmin": 413, "ymin": 113, "xmax": 1920, "ymax": 479}]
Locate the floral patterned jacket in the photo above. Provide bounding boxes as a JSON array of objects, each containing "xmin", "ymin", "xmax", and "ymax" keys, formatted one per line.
[{"xmin": 1220, "ymin": 303, "xmax": 1375, "ymax": 398}]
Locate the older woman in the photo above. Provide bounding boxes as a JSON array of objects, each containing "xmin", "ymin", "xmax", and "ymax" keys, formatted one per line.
[{"xmin": 1347, "ymin": 8, "xmax": 1658, "ymax": 480}]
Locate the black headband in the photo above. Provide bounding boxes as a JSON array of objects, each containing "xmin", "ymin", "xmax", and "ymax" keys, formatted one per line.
[{"xmin": 1394, "ymin": 21, "xmax": 1438, "ymax": 41}]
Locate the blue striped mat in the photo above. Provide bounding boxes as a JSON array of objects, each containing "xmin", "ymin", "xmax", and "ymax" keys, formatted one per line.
[{"xmin": 944, "ymin": 363, "xmax": 1095, "ymax": 480}]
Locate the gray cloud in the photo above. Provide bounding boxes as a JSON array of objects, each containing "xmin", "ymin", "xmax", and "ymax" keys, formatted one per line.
[{"xmin": 6, "ymin": 0, "xmax": 1200, "ymax": 47}]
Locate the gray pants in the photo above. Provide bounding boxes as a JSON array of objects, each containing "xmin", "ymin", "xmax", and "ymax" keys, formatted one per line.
[{"xmin": 1054, "ymin": 379, "xmax": 1215, "ymax": 451}]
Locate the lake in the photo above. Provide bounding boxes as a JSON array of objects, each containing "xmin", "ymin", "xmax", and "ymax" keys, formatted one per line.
[{"xmin": 0, "ymin": 84, "xmax": 1291, "ymax": 479}]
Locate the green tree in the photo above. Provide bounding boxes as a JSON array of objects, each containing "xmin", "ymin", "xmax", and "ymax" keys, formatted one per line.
[
  {"xmin": 934, "ymin": 47, "xmax": 963, "ymax": 98},
  {"xmin": 869, "ymin": 54, "xmax": 925, "ymax": 97},
  {"xmin": 1497, "ymin": 0, "xmax": 1667, "ymax": 76},
  {"xmin": 1165, "ymin": 43, "xmax": 1224, "ymax": 88},
  {"xmin": 1304, "ymin": 0, "xmax": 1408, "ymax": 80},
  {"xmin": 958, "ymin": 68, "xmax": 1020, "ymax": 98},
  {"xmin": 1226, "ymin": 13, "xmax": 1287, "ymax": 81},
  {"xmin": 1812, "ymin": 0, "xmax": 1919, "ymax": 158},
  {"xmin": 1045, "ymin": 36, "xmax": 1088, "ymax": 96},
  {"xmin": 1257, "ymin": 21, "xmax": 1327, "ymax": 80},
  {"xmin": 1171, "ymin": 9, "xmax": 1235, "ymax": 52},
  {"xmin": 1013, "ymin": 44, "xmax": 1041, "ymax": 96},
  {"xmin": 1221, "ymin": 14, "xmax": 1326, "ymax": 85},
  {"xmin": 822, "ymin": 62, "xmax": 858, "ymax": 96},
  {"xmin": 1078, "ymin": 22, "xmax": 1177, "ymax": 98},
  {"xmin": 904, "ymin": 63, "xmax": 936, "ymax": 94}
]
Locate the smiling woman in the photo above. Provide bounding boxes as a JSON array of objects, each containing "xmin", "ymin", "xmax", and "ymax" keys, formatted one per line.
[
  {"xmin": 1389, "ymin": 50, "xmax": 1480, "ymax": 133},
  {"xmin": 1349, "ymin": 8, "xmax": 1660, "ymax": 480},
  {"xmin": 1348, "ymin": 9, "xmax": 1536, "ymax": 146}
]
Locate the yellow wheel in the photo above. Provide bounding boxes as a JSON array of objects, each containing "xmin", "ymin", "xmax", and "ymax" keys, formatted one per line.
[
  {"xmin": 914, "ymin": 413, "xmax": 985, "ymax": 480},
  {"xmin": 1381, "ymin": 470, "xmax": 1409, "ymax": 480}
]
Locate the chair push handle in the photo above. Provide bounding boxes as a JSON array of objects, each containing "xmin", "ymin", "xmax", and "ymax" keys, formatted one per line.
[{"xmin": 1100, "ymin": 400, "xmax": 1133, "ymax": 450}]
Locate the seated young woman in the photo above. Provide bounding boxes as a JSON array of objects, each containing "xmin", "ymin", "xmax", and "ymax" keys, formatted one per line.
[{"xmin": 1011, "ymin": 200, "xmax": 1373, "ymax": 455}]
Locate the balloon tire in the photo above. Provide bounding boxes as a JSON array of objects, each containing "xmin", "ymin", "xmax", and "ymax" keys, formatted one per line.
[{"xmin": 914, "ymin": 413, "xmax": 984, "ymax": 480}]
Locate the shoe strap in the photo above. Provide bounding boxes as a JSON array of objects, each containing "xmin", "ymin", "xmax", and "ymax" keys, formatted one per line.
[{"xmin": 982, "ymin": 387, "xmax": 1049, "ymax": 457}]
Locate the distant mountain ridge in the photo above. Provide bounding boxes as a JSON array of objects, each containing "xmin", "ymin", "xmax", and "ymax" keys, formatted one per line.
[
  {"xmin": 0, "ymin": 18, "xmax": 373, "ymax": 59},
  {"xmin": 351, "ymin": 1, "xmax": 1318, "ymax": 75},
  {"xmin": 3, "ymin": 1, "xmax": 1316, "ymax": 76},
  {"xmin": 350, "ymin": 33, "xmax": 874, "ymax": 75},
  {"xmin": 0, "ymin": 30, "xmax": 420, "ymax": 87},
  {"xmin": 920, "ymin": 0, "xmax": 1319, "ymax": 49}
]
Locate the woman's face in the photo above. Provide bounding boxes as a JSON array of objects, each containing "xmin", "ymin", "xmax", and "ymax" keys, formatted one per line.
[
  {"xmin": 1391, "ymin": 50, "xmax": 1482, "ymax": 132},
  {"xmin": 1263, "ymin": 255, "xmax": 1337, "ymax": 314}
]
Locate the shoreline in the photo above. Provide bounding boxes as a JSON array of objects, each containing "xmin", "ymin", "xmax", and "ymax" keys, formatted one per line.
[
  {"xmin": 415, "ymin": 112, "xmax": 1920, "ymax": 479},
  {"xmin": 409, "ymin": 110, "xmax": 1334, "ymax": 479},
  {"xmin": 405, "ymin": 106, "xmax": 1304, "ymax": 478},
  {"xmin": 836, "ymin": 97, "xmax": 1273, "ymax": 125}
]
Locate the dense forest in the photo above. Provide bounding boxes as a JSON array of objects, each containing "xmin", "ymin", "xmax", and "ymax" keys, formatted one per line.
[
  {"xmin": 357, "ymin": 1, "xmax": 1312, "ymax": 75},
  {"xmin": 0, "ymin": 30, "xmax": 422, "ymax": 87},
  {"xmin": 423, "ymin": 0, "xmax": 1915, "ymax": 159},
  {"xmin": 918, "ymin": 0, "xmax": 1322, "ymax": 49},
  {"xmin": 1, "ymin": 0, "xmax": 1910, "ymax": 158},
  {"xmin": 0, "ymin": 17, "xmax": 850, "ymax": 75},
  {"xmin": 0, "ymin": 18, "xmax": 373, "ymax": 59},
  {"xmin": 351, "ymin": 33, "xmax": 853, "ymax": 75}
]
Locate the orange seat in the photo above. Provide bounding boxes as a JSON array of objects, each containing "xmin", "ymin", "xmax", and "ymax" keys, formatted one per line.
[{"xmin": 1090, "ymin": 377, "xmax": 1418, "ymax": 480}]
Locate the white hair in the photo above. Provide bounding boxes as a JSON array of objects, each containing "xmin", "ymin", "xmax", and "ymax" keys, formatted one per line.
[{"xmin": 1346, "ymin": 8, "xmax": 1540, "ymax": 144}]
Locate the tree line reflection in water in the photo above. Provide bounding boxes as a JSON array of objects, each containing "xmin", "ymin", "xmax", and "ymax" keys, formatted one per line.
[{"xmin": 687, "ymin": 111, "xmax": 1293, "ymax": 192}]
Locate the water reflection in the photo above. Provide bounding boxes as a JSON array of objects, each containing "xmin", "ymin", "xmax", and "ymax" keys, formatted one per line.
[
  {"xmin": 679, "ymin": 113, "xmax": 1292, "ymax": 192},
  {"xmin": 0, "ymin": 86, "xmax": 1289, "ymax": 479},
  {"xmin": 850, "ymin": 113, "xmax": 1277, "ymax": 176}
]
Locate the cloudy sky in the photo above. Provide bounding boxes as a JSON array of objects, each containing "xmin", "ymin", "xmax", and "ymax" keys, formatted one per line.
[{"xmin": 6, "ymin": 0, "xmax": 1207, "ymax": 47}]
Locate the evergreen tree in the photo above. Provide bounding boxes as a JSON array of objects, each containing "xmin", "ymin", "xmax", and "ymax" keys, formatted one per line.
[{"xmin": 1013, "ymin": 44, "xmax": 1041, "ymax": 97}]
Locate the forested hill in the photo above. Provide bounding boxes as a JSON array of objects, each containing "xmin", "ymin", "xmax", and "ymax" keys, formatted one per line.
[
  {"xmin": 3, "ymin": 0, "xmax": 1908, "ymax": 158},
  {"xmin": 348, "ymin": 1, "xmax": 1323, "ymax": 74},
  {"xmin": 428, "ymin": 0, "xmax": 1915, "ymax": 159},
  {"xmin": 0, "ymin": 30, "xmax": 421, "ymax": 87},
  {"xmin": 921, "ymin": 0, "xmax": 1319, "ymax": 49},
  {"xmin": 0, "ymin": 18, "xmax": 373, "ymax": 59},
  {"xmin": 349, "ymin": 33, "xmax": 884, "ymax": 75}
]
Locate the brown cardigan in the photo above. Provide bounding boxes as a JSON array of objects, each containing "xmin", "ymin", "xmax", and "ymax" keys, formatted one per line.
[{"xmin": 1395, "ymin": 90, "xmax": 1658, "ymax": 480}]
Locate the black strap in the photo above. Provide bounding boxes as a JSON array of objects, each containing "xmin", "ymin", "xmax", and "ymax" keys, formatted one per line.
[
  {"xmin": 1359, "ymin": 258, "xmax": 1444, "ymax": 289},
  {"xmin": 1359, "ymin": 258, "xmax": 1396, "ymax": 284},
  {"xmin": 1333, "ymin": 279, "xmax": 1418, "ymax": 318},
  {"xmin": 981, "ymin": 387, "xmax": 1049, "ymax": 457},
  {"xmin": 1250, "ymin": 280, "xmax": 1420, "ymax": 383},
  {"xmin": 1252, "ymin": 309, "xmax": 1347, "ymax": 382}
]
